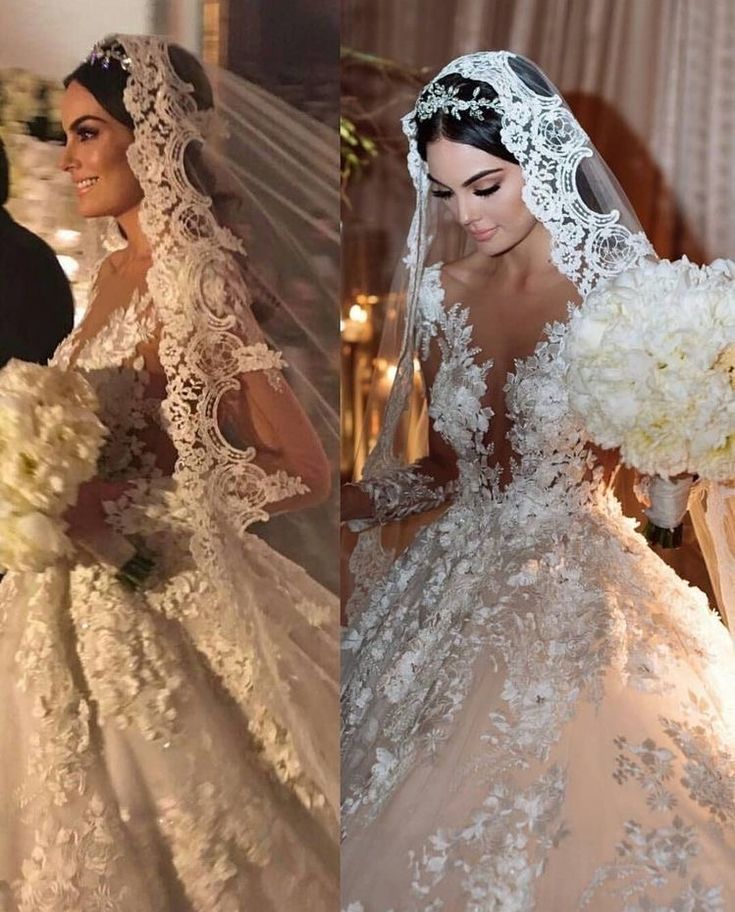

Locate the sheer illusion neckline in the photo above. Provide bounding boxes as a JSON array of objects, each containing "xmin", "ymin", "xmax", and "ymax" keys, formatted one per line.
[
  {"xmin": 55, "ymin": 286, "xmax": 155, "ymax": 371},
  {"xmin": 427, "ymin": 260, "xmax": 576, "ymax": 386}
]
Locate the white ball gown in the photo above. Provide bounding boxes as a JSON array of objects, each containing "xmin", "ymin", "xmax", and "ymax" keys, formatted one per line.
[
  {"xmin": 0, "ymin": 280, "xmax": 339, "ymax": 912},
  {"xmin": 341, "ymin": 262, "xmax": 735, "ymax": 911}
]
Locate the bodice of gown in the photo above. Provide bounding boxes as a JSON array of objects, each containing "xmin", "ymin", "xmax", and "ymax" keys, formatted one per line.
[
  {"xmin": 416, "ymin": 262, "xmax": 604, "ymax": 526},
  {"xmin": 51, "ymin": 287, "xmax": 172, "ymax": 487}
]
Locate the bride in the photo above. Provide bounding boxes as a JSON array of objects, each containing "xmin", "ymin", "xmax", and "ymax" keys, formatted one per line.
[
  {"xmin": 0, "ymin": 35, "xmax": 338, "ymax": 911},
  {"xmin": 341, "ymin": 52, "xmax": 735, "ymax": 910}
]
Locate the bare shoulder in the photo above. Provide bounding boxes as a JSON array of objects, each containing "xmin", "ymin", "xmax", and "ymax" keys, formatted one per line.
[{"xmin": 95, "ymin": 253, "xmax": 118, "ymax": 282}]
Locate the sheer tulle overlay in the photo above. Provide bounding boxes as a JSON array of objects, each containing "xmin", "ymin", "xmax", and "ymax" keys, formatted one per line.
[{"xmin": 342, "ymin": 265, "xmax": 735, "ymax": 911}]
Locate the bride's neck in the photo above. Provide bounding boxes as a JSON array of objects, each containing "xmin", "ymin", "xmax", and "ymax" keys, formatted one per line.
[
  {"xmin": 115, "ymin": 204, "xmax": 152, "ymax": 265},
  {"xmin": 491, "ymin": 222, "xmax": 557, "ymax": 289}
]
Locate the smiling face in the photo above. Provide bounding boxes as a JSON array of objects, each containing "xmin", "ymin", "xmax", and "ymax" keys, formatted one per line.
[
  {"xmin": 59, "ymin": 80, "xmax": 143, "ymax": 219},
  {"xmin": 425, "ymin": 137, "xmax": 538, "ymax": 256}
]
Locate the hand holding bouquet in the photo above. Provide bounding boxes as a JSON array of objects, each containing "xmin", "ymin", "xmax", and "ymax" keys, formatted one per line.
[
  {"xmin": 565, "ymin": 257, "xmax": 735, "ymax": 543},
  {"xmin": 0, "ymin": 360, "xmax": 108, "ymax": 571}
]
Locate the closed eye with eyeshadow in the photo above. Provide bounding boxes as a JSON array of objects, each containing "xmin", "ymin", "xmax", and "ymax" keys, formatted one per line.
[{"xmin": 431, "ymin": 184, "xmax": 500, "ymax": 199}]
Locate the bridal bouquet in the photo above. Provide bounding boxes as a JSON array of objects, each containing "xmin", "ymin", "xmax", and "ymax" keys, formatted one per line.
[
  {"xmin": 0, "ymin": 360, "xmax": 108, "ymax": 571},
  {"xmin": 565, "ymin": 258, "xmax": 735, "ymax": 543},
  {"xmin": 565, "ymin": 257, "xmax": 735, "ymax": 479}
]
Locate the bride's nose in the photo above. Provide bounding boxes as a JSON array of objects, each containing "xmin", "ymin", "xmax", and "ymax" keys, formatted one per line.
[
  {"xmin": 458, "ymin": 194, "xmax": 481, "ymax": 226},
  {"xmin": 58, "ymin": 144, "xmax": 76, "ymax": 173}
]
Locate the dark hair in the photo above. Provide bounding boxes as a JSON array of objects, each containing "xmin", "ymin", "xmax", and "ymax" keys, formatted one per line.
[
  {"xmin": 63, "ymin": 40, "xmax": 214, "ymax": 131},
  {"xmin": 0, "ymin": 138, "xmax": 8, "ymax": 206},
  {"xmin": 415, "ymin": 74, "xmax": 517, "ymax": 165}
]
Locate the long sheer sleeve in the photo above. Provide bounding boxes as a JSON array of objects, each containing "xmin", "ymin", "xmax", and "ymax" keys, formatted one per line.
[{"xmin": 218, "ymin": 366, "xmax": 332, "ymax": 513}]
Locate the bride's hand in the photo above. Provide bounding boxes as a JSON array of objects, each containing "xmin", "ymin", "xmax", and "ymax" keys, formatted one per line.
[
  {"xmin": 340, "ymin": 482, "xmax": 373, "ymax": 524},
  {"xmin": 64, "ymin": 480, "xmax": 118, "ymax": 541}
]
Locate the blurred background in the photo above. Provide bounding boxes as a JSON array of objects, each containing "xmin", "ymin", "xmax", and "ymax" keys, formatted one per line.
[{"xmin": 341, "ymin": 0, "xmax": 735, "ymax": 602}]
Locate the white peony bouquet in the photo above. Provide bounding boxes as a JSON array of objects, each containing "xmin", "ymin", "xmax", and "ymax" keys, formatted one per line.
[
  {"xmin": 0, "ymin": 360, "xmax": 108, "ymax": 571},
  {"xmin": 565, "ymin": 257, "xmax": 735, "ymax": 481}
]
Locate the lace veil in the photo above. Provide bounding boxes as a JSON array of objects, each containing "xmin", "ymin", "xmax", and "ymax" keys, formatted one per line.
[{"xmin": 90, "ymin": 35, "xmax": 339, "ymax": 814}]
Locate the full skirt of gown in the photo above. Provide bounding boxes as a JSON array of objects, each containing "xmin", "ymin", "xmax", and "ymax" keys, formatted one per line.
[
  {"xmin": 341, "ymin": 489, "xmax": 735, "ymax": 911},
  {"xmin": 0, "ymin": 521, "xmax": 339, "ymax": 912}
]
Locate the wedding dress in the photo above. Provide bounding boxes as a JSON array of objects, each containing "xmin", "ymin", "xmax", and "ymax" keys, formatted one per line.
[
  {"xmin": 0, "ymin": 36, "xmax": 338, "ymax": 912},
  {"xmin": 342, "ymin": 53, "xmax": 735, "ymax": 911}
]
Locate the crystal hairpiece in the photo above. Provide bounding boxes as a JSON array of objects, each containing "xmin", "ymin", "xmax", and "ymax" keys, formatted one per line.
[
  {"xmin": 86, "ymin": 40, "xmax": 133, "ymax": 73},
  {"xmin": 415, "ymin": 83, "xmax": 502, "ymax": 122}
]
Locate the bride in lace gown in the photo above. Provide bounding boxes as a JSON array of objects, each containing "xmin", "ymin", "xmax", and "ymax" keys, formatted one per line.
[
  {"xmin": 341, "ymin": 52, "xmax": 735, "ymax": 911},
  {"xmin": 0, "ymin": 36, "xmax": 338, "ymax": 911}
]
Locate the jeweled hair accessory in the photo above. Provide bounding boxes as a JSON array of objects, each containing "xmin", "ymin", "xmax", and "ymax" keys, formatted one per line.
[
  {"xmin": 415, "ymin": 82, "xmax": 502, "ymax": 122},
  {"xmin": 86, "ymin": 39, "xmax": 133, "ymax": 73}
]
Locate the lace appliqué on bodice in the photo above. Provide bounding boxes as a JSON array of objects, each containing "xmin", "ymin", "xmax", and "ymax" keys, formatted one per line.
[
  {"xmin": 416, "ymin": 262, "xmax": 603, "ymax": 522},
  {"xmin": 52, "ymin": 288, "xmax": 166, "ymax": 484}
]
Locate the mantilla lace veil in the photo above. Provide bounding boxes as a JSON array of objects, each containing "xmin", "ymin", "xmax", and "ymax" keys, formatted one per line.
[
  {"xmin": 346, "ymin": 50, "xmax": 734, "ymax": 628},
  {"xmin": 92, "ymin": 34, "xmax": 339, "ymax": 813}
]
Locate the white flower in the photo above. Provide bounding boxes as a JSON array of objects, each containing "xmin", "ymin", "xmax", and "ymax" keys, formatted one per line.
[
  {"xmin": 565, "ymin": 257, "xmax": 735, "ymax": 480},
  {"xmin": 0, "ymin": 361, "xmax": 107, "ymax": 571}
]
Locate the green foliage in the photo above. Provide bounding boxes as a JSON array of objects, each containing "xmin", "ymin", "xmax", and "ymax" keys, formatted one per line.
[{"xmin": 340, "ymin": 115, "xmax": 378, "ymax": 189}]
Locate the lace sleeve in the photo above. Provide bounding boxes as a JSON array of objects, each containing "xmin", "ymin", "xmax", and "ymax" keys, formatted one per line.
[
  {"xmin": 178, "ymin": 255, "xmax": 332, "ymax": 516},
  {"xmin": 216, "ymin": 354, "xmax": 332, "ymax": 512}
]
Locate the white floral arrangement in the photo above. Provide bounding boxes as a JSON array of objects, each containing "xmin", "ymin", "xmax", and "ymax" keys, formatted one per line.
[
  {"xmin": 0, "ymin": 360, "xmax": 107, "ymax": 571},
  {"xmin": 565, "ymin": 257, "xmax": 735, "ymax": 481}
]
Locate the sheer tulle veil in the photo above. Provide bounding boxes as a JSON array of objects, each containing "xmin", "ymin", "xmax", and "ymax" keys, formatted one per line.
[{"xmin": 82, "ymin": 34, "xmax": 339, "ymax": 817}]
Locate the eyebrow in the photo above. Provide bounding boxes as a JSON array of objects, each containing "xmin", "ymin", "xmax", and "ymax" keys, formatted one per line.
[
  {"xmin": 427, "ymin": 168, "xmax": 504, "ymax": 188},
  {"xmin": 66, "ymin": 114, "xmax": 107, "ymax": 133}
]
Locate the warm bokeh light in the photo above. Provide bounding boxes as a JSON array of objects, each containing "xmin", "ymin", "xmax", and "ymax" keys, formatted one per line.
[{"xmin": 56, "ymin": 254, "xmax": 79, "ymax": 281}]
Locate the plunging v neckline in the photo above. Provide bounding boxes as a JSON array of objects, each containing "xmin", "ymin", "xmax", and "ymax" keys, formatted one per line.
[
  {"xmin": 55, "ymin": 286, "xmax": 154, "ymax": 371},
  {"xmin": 428, "ymin": 260, "xmax": 577, "ymax": 387}
]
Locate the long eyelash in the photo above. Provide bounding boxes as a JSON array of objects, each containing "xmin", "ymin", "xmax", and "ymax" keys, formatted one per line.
[
  {"xmin": 430, "ymin": 184, "xmax": 501, "ymax": 200},
  {"xmin": 475, "ymin": 185, "xmax": 500, "ymax": 197}
]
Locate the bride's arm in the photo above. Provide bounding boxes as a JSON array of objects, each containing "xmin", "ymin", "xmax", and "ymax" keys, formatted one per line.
[
  {"xmin": 67, "ymin": 360, "xmax": 330, "ymax": 549},
  {"xmin": 341, "ymin": 341, "xmax": 457, "ymax": 527},
  {"xmin": 217, "ymin": 367, "xmax": 332, "ymax": 512}
]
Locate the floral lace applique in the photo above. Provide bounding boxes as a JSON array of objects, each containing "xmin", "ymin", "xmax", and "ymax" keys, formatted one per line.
[
  {"xmin": 14, "ymin": 571, "xmax": 95, "ymax": 813},
  {"xmin": 409, "ymin": 766, "xmax": 569, "ymax": 911},
  {"xmin": 11, "ymin": 796, "xmax": 155, "ymax": 912},
  {"xmin": 53, "ymin": 287, "xmax": 166, "ymax": 486},
  {"xmin": 580, "ymin": 692, "xmax": 735, "ymax": 909},
  {"xmin": 580, "ymin": 816, "xmax": 724, "ymax": 911},
  {"xmin": 417, "ymin": 263, "xmax": 497, "ymax": 501}
]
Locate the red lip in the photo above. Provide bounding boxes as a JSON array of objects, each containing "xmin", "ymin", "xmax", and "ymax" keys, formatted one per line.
[{"xmin": 470, "ymin": 226, "xmax": 498, "ymax": 242}]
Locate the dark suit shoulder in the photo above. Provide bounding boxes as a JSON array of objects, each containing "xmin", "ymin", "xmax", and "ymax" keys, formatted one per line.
[{"xmin": 0, "ymin": 212, "xmax": 64, "ymax": 264}]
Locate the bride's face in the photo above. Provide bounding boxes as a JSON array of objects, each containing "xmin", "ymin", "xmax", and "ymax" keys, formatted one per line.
[
  {"xmin": 59, "ymin": 80, "xmax": 143, "ymax": 219},
  {"xmin": 425, "ymin": 137, "xmax": 537, "ymax": 256}
]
